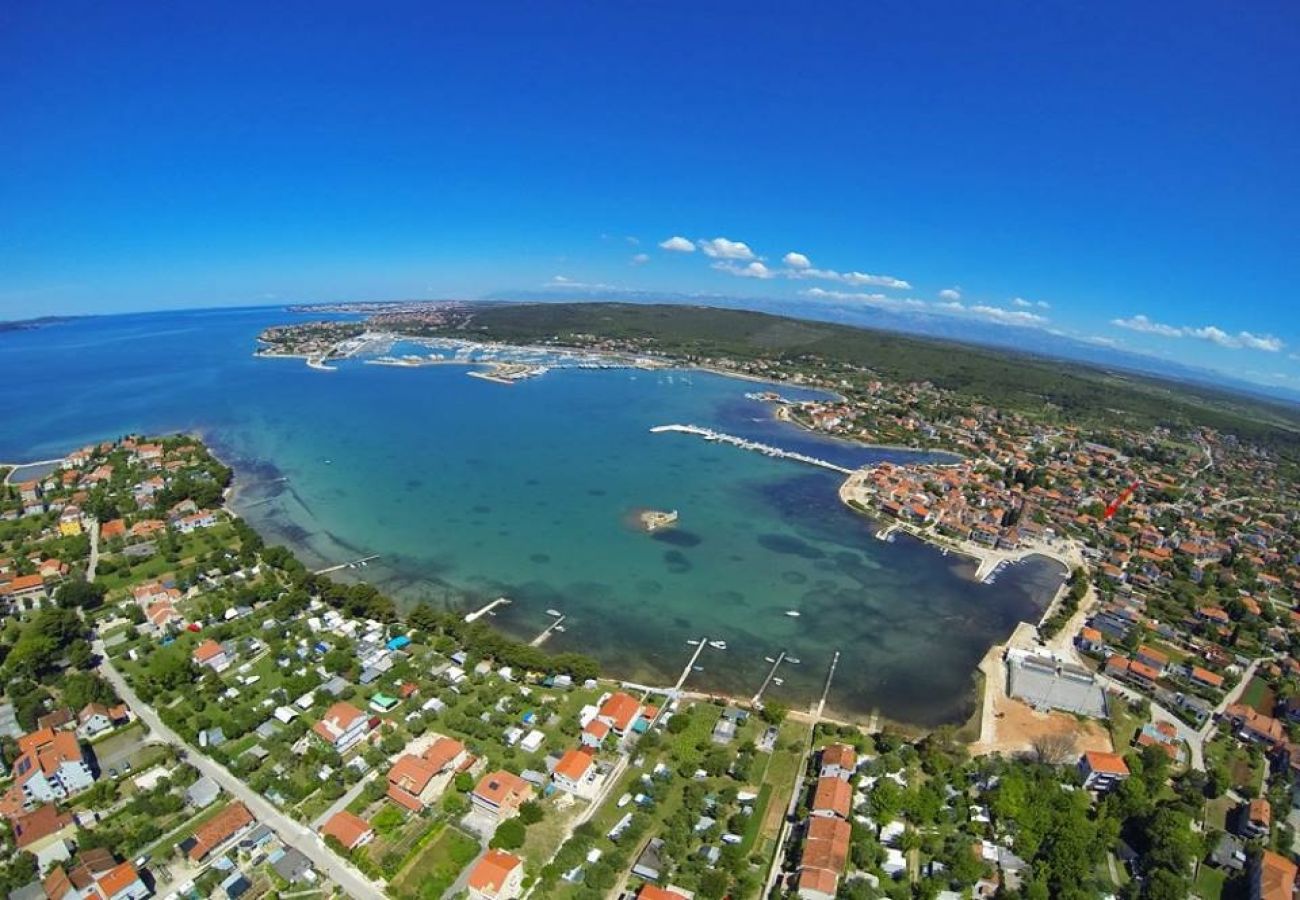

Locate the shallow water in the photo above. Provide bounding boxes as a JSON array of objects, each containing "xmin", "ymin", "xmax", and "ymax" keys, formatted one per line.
[{"xmin": 0, "ymin": 308, "xmax": 1063, "ymax": 724}]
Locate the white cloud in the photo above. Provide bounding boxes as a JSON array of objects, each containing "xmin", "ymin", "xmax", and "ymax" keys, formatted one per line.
[
  {"xmin": 968, "ymin": 304, "xmax": 1048, "ymax": 326},
  {"xmin": 803, "ymin": 287, "xmax": 925, "ymax": 309},
  {"xmin": 658, "ymin": 236, "xmax": 695, "ymax": 253},
  {"xmin": 938, "ymin": 288, "xmax": 961, "ymax": 301},
  {"xmin": 630, "ymin": 253, "xmax": 650, "ymax": 266},
  {"xmin": 714, "ymin": 260, "xmax": 774, "ymax": 279},
  {"xmin": 800, "ymin": 269, "xmax": 911, "ymax": 289},
  {"xmin": 783, "ymin": 251, "xmax": 812, "ymax": 270},
  {"xmin": 698, "ymin": 237, "xmax": 756, "ymax": 260},
  {"xmin": 625, "ymin": 236, "xmax": 640, "ymax": 246},
  {"xmin": 545, "ymin": 275, "xmax": 617, "ymax": 291},
  {"xmin": 1011, "ymin": 297, "xmax": 1051, "ymax": 309},
  {"xmin": 1111, "ymin": 314, "xmax": 1283, "ymax": 351}
]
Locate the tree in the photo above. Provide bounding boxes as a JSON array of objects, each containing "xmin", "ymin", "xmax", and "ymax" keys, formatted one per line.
[
  {"xmin": 1031, "ymin": 732, "xmax": 1078, "ymax": 766},
  {"xmin": 518, "ymin": 801, "xmax": 544, "ymax": 825},
  {"xmin": 491, "ymin": 818, "xmax": 526, "ymax": 850},
  {"xmin": 67, "ymin": 639, "xmax": 95, "ymax": 670},
  {"xmin": 55, "ymin": 577, "xmax": 106, "ymax": 611}
]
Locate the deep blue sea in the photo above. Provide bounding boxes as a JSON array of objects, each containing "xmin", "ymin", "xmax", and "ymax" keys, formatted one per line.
[{"xmin": 0, "ymin": 307, "xmax": 1064, "ymax": 725}]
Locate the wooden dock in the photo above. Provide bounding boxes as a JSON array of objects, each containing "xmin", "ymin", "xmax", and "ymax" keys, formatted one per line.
[{"xmin": 814, "ymin": 650, "xmax": 840, "ymax": 720}]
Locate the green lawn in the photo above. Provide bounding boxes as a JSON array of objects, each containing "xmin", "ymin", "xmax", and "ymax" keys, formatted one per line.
[
  {"xmin": 1193, "ymin": 864, "xmax": 1227, "ymax": 900},
  {"xmin": 1239, "ymin": 676, "xmax": 1276, "ymax": 715},
  {"xmin": 388, "ymin": 825, "xmax": 479, "ymax": 900}
]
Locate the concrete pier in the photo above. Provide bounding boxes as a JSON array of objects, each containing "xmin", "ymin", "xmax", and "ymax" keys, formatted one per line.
[
  {"xmin": 313, "ymin": 555, "xmax": 380, "ymax": 575},
  {"xmin": 529, "ymin": 615, "xmax": 566, "ymax": 646},
  {"xmin": 464, "ymin": 596, "xmax": 511, "ymax": 623},
  {"xmin": 815, "ymin": 650, "xmax": 841, "ymax": 720},
  {"xmin": 751, "ymin": 651, "xmax": 787, "ymax": 707},
  {"xmin": 650, "ymin": 424, "xmax": 852, "ymax": 474}
]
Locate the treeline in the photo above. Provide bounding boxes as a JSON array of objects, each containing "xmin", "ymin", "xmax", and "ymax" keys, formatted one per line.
[{"xmin": 433, "ymin": 302, "xmax": 1300, "ymax": 459}]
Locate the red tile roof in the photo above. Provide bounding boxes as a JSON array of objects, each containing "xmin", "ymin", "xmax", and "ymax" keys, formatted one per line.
[{"xmin": 321, "ymin": 811, "xmax": 372, "ymax": 849}]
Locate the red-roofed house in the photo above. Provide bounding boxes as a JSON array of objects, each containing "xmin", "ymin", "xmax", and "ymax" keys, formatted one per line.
[
  {"xmin": 1251, "ymin": 849, "xmax": 1297, "ymax": 900},
  {"xmin": 321, "ymin": 810, "xmax": 375, "ymax": 851},
  {"xmin": 1079, "ymin": 751, "xmax": 1130, "ymax": 792},
  {"xmin": 471, "ymin": 771, "xmax": 533, "ymax": 822},
  {"xmin": 810, "ymin": 776, "xmax": 852, "ymax": 819},
  {"xmin": 581, "ymin": 718, "xmax": 611, "ymax": 749},
  {"xmin": 551, "ymin": 748, "xmax": 599, "ymax": 798},
  {"xmin": 187, "ymin": 802, "xmax": 254, "ymax": 862},
  {"xmin": 12, "ymin": 728, "xmax": 94, "ymax": 806},
  {"xmin": 387, "ymin": 737, "xmax": 467, "ymax": 811},
  {"xmin": 192, "ymin": 639, "xmax": 230, "ymax": 673},
  {"xmin": 313, "ymin": 702, "xmax": 370, "ymax": 754},
  {"xmin": 596, "ymin": 692, "xmax": 644, "ymax": 736},
  {"xmin": 467, "ymin": 849, "xmax": 524, "ymax": 900}
]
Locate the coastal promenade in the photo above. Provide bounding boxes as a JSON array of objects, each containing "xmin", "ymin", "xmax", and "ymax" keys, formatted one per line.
[
  {"xmin": 93, "ymin": 643, "xmax": 384, "ymax": 899},
  {"xmin": 838, "ymin": 468, "xmax": 1083, "ymax": 582}
]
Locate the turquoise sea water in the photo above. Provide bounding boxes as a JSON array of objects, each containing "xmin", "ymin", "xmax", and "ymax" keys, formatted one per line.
[{"xmin": 0, "ymin": 308, "xmax": 1063, "ymax": 725}]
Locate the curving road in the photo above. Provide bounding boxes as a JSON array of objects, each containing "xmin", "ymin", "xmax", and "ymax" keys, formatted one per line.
[{"xmin": 94, "ymin": 643, "xmax": 386, "ymax": 899}]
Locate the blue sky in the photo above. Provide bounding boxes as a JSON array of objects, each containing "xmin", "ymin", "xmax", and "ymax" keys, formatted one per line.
[{"xmin": 1, "ymin": 2, "xmax": 1297, "ymax": 388}]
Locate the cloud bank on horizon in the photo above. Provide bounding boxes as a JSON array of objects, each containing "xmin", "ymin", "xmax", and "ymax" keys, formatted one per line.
[{"xmin": 638, "ymin": 234, "xmax": 1285, "ymax": 357}]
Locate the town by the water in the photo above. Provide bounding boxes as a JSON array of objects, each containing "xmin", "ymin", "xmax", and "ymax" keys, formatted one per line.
[{"xmin": 3, "ymin": 308, "xmax": 1300, "ymax": 900}]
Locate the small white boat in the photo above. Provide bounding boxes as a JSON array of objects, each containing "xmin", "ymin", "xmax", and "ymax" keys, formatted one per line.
[
  {"xmin": 785, "ymin": 610, "xmax": 801, "ymax": 617},
  {"xmin": 686, "ymin": 639, "xmax": 700, "ymax": 646},
  {"xmin": 554, "ymin": 625, "xmax": 566, "ymax": 633},
  {"xmin": 764, "ymin": 656, "xmax": 776, "ymax": 664},
  {"xmin": 773, "ymin": 677, "xmax": 784, "ymax": 686},
  {"xmin": 787, "ymin": 657, "xmax": 801, "ymax": 665},
  {"xmin": 693, "ymin": 665, "xmax": 704, "ymax": 672},
  {"xmin": 709, "ymin": 640, "xmax": 727, "ymax": 650},
  {"xmin": 546, "ymin": 609, "xmax": 562, "ymax": 617}
]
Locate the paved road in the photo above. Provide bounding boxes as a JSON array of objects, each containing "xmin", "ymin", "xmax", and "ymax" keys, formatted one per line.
[
  {"xmin": 95, "ymin": 643, "xmax": 386, "ymax": 899},
  {"xmin": 311, "ymin": 770, "xmax": 377, "ymax": 830},
  {"xmin": 1096, "ymin": 673, "xmax": 1205, "ymax": 771},
  {"xmin": 87, "ymin": 518, "xmax": 100, "ymax": 581},
  {"xmin": 1200, "ymin": 657, "xmax": 1266, "ymax": 742}
]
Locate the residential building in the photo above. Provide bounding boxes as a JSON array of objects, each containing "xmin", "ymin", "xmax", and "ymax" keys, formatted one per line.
[
  {"xmin": 387, "ymin": 737, "xmax": 466, "ymax": 811},
  {"xmin": 1079, "ymin": 751, "xmax": 1130, "ymax": 792},
  {"xmin": 1251, "ymin": 849, "xmax": 1297, "ymax": 900},
  {"xmin": 321, "ymin": 811, "xmax": 374, "ymax": 851},
  {"xmin": 551, "ymin": 748, "xmax": 598, "ymax": 798},
  {"xmin": 466, "ymin": 849, "xmax": 524, "ymax": 900},
  {"xmin": 595, "ymin": 692, "xmax": 643, "ymax": 736},
  {"xmin": 471, "ymin": 770, "xmax": 533, "ymax": 821},
  {"xmin": 818, "ymin": 744, "xmax": 857, "ymax": 780},
  {"xmin": 75, "ymin": 703, "xmax": 129, "ymax": 740},
  {"xmin": 796, "ymin": 814, "xmax": 851, "ymax": 900},
  {"xmin": 810, "ymin": 776, "xmax": 852, "ymax": 819},
  {"xmin": 312, "ymin": 702, "xmax": 370, "ymax": 754},
  {"xmin": 185, "ymin": 802, "xmax": 255, "ymax": 862},
  {"xmin": 12, "ymin": 728, "xmax": 94, "ymax": 806},
  {"xmin": 192, "ymin": 640, "xmax": 231, "ymax": 673}
]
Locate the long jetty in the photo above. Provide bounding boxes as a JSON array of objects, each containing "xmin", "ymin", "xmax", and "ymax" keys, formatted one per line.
[
  {"xmin": 465, "ymin": 596, "xmax": 511, "ymax": 623},
  {"xmin": 815, "ymin": 650, "xmax": 841, "ymax": 719},
  {"xmin": 650, "ymin": 424, "xmax": 852, "ymax": 474},
  {"xmin": 313, "ymin": 555, "xmax": 380, "ymax": 575},
  {"xmin": 751, "ymin": 651, "xmax": 787, "ymax": 707},
  {"xmin": 529, "ymin": 615, "xmax": 566, "ymax": 646}
]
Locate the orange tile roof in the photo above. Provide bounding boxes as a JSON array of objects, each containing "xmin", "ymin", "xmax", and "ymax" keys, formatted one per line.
[
  {"xmin": 13, "ymin": 804, "xmax": 73, "ymax": 848},
  {"xmin": 423, "ymin": 736, "xmax": 465, "ymax": 772},
  {"xmin": 188, "ymin": 801, "xmax": 254, "ymax": 861},
  {"xmin": 312, "ymin": 702, "xmax": 367, "ymax": 745},
  {"xmin": 1083, "ymin": 751, "xmax": 1130, "ymax": 776},
  {"xmin": 820, "ymin": 743, "xmax": 857, "ymax": 771},
  {"xmin": 321, "ymin": 810, "xmax": 372, "ymax": 849},
  {"xmin": 193, "ymin": 639, "xmax": 224, "ymax": 663},
  {"xmin": 636, "ymin": 886, "xmax": 691, "ymax": 900},
  {"xmin": 1256, "ymin": 850, "xmax": 1297, "ymax": 900},
  {"xmin": 554, "ymin": 748, "xmax": 595, "ymax": 781},
  {"xmin": 466, "ymin": 849, "xmax": 521, "ymax": 897},
  {"xmin": 811, "ymin": 776, "xmax": 852, "ymax": 818},
  {"xmin": 474, "ymin": 770, "xmax": 530, "ymax": 808},
  {"xmin": 95, "ymin": 860, "xmax": 141, "ymax": 898},
  {"xmin": 388, "ymin": 754, "xmax": 437, "ymax": 797},
  {"xmin": 598, "ymin": 692, "xmax": 642, "ymax": 732}
]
